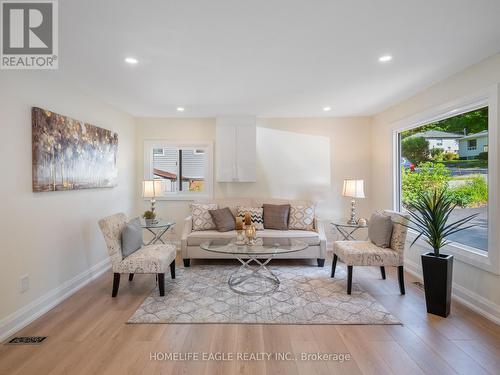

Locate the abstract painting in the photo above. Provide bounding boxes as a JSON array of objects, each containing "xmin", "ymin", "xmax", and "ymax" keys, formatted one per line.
[{"xmin": 32, "ymin": 107, "xmax": 118, "ymax": 192}]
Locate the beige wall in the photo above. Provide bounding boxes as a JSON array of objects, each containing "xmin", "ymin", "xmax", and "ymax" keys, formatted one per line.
[
  {"xmin": 135, "ymin": 116, "xmax": 372, "ymax": 244},
  {"xmin": 371, "ymin": 53, "xmax": 500, "ymax": 318},
  {"xmin": 0, "ymin": 73, "xmax": 136, "ymax": 324}
]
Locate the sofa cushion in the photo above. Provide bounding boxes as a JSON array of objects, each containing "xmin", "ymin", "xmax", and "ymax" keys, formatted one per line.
[
  {"xmin": 263, "ymin": 204, "xmax": 290, "ymax": 230},
  {"xmin": 289, "ymin": 205, "xmax": 315, "ymax": 230},
  {"xmin": 236, "ymin": 206, "xmax": 264, "ymax": 230},
  {"xmin": 209, "ymin": 207, "xmax": 236, "ymax": 232},
  {"xmin": 191, "ymin": 203, "xmax": 217, "ymax": 231},
  {"xmin": 187, "ymin": 229, "xmax": 320, "ymax": 246}
]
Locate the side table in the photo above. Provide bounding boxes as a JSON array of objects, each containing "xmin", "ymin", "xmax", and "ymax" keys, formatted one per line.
[
  {"xmin": 141, "ymin": 219, "xmax": 175, "ymax": 245},
  {"xmin": 331, "ymin": 220, "xmax": 368, "ymax": 241}
]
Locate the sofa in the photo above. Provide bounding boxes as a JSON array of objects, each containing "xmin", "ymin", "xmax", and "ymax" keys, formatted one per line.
[{"xmin": 181, "ymin": 198, "xmax": 327, "ymax": 267}]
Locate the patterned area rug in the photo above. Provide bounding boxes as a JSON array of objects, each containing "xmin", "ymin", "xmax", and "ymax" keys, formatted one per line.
[{"xmin": 128, "ymin": 263, "xmax": 400, "ymax": 325}]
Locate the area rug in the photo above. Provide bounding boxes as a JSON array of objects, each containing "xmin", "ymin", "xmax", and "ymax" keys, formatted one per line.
[{"xmin": 127, "ymin": 263, "xmax": 400, "ymax": 325}]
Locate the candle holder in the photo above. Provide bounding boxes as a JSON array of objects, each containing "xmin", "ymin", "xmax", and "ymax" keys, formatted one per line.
[
  {"xmin": 236, "ymin": 230, "xmax": 246, "ymax": 245},
  {"xmin": 245, "ymin": 224, "xmax": 256, "ymax": 245}
]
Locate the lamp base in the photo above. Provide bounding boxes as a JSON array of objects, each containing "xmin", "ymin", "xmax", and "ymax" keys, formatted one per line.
[{"xmin": 347, "ymin": 199, "xmax": 357, "ymax": 225}]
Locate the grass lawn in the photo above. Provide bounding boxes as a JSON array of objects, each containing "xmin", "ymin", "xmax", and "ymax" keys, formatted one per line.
[{"xmin": 442, "ymin": 159, "xmax": 488, "ymax": 169}]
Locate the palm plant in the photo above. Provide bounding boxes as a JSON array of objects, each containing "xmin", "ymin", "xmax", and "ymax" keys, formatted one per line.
[{"xmin": 403, "ymin": 189, "xmax": 479, "ymax": 256}]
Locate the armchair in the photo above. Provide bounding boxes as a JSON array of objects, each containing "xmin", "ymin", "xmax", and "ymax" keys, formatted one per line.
[{"xmin": 98, "ymin": 213, "xmax": 177, "ymax": 297}]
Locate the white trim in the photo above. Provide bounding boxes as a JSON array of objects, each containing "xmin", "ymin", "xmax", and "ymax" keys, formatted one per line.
[
  {"xmin": 391, "ymin": 85, "xmax": 500, "ymax": 274},
  {"xmin": 0, "ymin": 258, "xmax": 111, "ymax": 343},
  {"xmin": 404, "ymin": 258, "xmax": 500, "ymax": 325},
  {"xmin": 143, "ymin": 140, "xmax": 214, "ymax": 201}
]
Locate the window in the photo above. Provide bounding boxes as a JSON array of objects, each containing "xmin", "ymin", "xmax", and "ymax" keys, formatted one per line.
[
  {"xmin": 467, "ymin": 139, "xmax": 477, "ymax": 150},
  {"xmin": 397, "ymin": 106, "xmax": 489, "ymax": 252},
  {"xmin": 436, "ymin": 138, "xmax": 443, "ymax": 146},
  {"xmin": 144, "ymin": 141, "xmax": 213, "ymax": 199}
]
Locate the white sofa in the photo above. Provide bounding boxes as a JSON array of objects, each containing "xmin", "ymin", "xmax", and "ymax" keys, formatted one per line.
[{"xmin": 181, "ymin": 198, "xmax": 327, "ymax": 267}]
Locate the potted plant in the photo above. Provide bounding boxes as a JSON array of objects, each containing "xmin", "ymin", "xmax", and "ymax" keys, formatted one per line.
[
  {"xmin": 403, "ymin": 189, "xmax": 478, "ymax": 317},
  {"xmin": 143, "ymin": 210, "xmax": 156, "ymax": 226}
]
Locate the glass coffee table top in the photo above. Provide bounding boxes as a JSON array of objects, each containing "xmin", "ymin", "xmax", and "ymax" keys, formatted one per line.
[
  {"xmin": 200, "ymin": 238, "xmax": 309, "ymax": 295},
  {"xmin": 200, "ymin": 237, "xmax": 308, "ymax": 255}
]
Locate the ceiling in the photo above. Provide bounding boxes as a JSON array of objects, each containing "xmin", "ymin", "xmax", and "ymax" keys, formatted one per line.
[{"xmin": 57, "ymin": 0, "xmax": 500, "ymax": 117}]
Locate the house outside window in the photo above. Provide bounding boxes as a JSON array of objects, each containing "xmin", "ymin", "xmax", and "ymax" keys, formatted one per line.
[{"xmin": 144, "ymin": 141, "xmax": 213, "ymax": 199}]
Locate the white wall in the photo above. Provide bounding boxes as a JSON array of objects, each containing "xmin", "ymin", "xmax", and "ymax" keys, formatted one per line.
[
  {"xmin": 135, "ymin": 116, "xmax": 372, "ymax": 244},
  {"xmin": 0, "ymin": 72, "xmax": 136, "ymax": 330},
  {"xmin": 371, "ymin": 53, "xmax": 500, "ymax": 321}
]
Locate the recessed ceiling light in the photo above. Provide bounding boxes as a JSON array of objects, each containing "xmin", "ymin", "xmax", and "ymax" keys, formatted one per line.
[
  {"xmin": 124, "ymin": 57, "xmax": 138, "ymax": 64},
  {"xmin": 323, "ymin": 107, "xmax": 331, "ymax": 112},
  {"xmin": 378, "ymin": 55, "xmax": 393, "ymax": 63},
  {"xmin": 176, "ymin": 107, "xmax": 185, "ymax": 112}
]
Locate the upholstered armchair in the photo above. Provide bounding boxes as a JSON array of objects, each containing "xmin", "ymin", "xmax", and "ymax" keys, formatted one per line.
[
  {"xmin": 331, "ymin": 210, "xmax": 410, "ymax": 295},
  {"xmin": 98, "ymin": 213, "xmax": 177, "ymax": 297}
]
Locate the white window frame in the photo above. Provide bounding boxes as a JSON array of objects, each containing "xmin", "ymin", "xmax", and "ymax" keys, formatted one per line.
[
  {"xmin": 144, "ymin": 140, "xmax": 214, "ymax": 201},
  {"xmin": 391, "ymin": 85, "xmax": 500, "ymax": 275}
]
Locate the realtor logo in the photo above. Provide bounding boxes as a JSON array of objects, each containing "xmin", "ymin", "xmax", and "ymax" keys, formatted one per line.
[{"xmin": 1, "ymin": 0, "xmax": 58, "ymax": 69}]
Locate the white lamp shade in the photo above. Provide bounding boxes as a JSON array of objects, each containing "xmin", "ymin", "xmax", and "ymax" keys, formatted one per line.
[
  {"xmin": 142, "ymin": 180, "xmax": 163, "ymax": 198},
  {"xmin": 342, "ymin": 179, "xmax": 365, "ymax": 199}
]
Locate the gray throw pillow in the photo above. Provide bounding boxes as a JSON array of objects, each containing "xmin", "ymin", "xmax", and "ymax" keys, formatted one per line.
[
  {"xmin": 209, "ymin": 207, "xmax": 236, "ymax": 232},
  {"xmin": 368, "ymin": 212, "xmax": 393, "ymax": 248},
  {"xmin": 121, "ymin": 217, "xmax": 143, "ymax": 258},
  {"xmin": 263, "ymin": 204, "xmax": 291, "ymax": 230}
]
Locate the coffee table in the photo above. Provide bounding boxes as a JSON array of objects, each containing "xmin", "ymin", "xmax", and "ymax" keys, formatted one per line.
[{"xmin": 200, "ymin": 238, "xmax": 308, "ymax": 295}]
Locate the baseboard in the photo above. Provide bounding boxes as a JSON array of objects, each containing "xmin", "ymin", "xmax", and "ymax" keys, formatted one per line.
[
  {"xmin": 404, "ymin": 259, "xmax": 500, "ymax": 325},
  {"xmin": 0, "ymin": 258, "xmax": 111, "ymax": 342}
]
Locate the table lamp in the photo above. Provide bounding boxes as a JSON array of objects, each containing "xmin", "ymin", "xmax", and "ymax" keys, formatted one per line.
[
  {"xmin": 142, "ymin": 180, "xmax": 163, "ymax": 215},
  {"xmin": 343, "ymin": 179, "xmax": 365, "ymax": 225}
]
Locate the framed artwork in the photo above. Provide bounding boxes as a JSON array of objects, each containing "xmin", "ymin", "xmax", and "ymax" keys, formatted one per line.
[{"xmin": 32, "ymin": 107, "xmax": 118, "ymax": 192}]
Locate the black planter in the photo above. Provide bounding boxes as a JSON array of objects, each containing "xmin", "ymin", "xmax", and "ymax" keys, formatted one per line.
[{"xmin": 421, "ymin": 252, "xmax": 453, "ymax": 317}]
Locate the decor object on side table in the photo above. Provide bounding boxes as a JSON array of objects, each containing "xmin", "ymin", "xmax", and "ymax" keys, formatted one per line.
[
  {"xmin": 142, "ymin": 180, "xmax": 163, "ymax": 216},
  {"xmin": 342, "ymin": 179, "xmax": 365, "ymax": 225},
  {"xmin": 402, "ymin": 190, "xmax": 478, "ymax": 317},
  {"xmin": 32, "ymin": 107, "xmax": 118, "ymax": 192},
  {"xmin": 143, "ymin": 210, "xmax": 156, "ymax": 226}
]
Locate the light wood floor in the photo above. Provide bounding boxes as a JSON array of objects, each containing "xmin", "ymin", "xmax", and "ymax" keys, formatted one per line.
[{"xmin": 1, "ymin": 256, "xmax": 499, "ymax": 375}]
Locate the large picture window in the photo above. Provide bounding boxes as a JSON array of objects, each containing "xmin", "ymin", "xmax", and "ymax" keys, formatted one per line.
[
  {"xmin": 144, "ymin": 141, "xmax": 213, "ymax": 199},
  {"xmin": 397, "ymin": 107, "xmax": 489, "ymax": 252}
]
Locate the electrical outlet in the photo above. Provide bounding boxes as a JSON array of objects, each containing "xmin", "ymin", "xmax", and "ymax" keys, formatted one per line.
[{"xmin": 20, "ymin": 275, "xmax": 29, "ymax": 293}]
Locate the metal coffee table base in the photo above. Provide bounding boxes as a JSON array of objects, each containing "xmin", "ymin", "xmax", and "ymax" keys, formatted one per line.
[{"xmin": 228, "ymin": 255, "xmax": 280, "ymax": 295}]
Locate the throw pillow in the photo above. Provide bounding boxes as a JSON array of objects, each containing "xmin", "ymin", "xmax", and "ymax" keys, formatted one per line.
[
  {"xmin": 191, "ymin": 203, "xmax": 217, "ymax": 231},
  {"xmin": 368, "ymin": 212, "xmax": 393, "ymax": 248},
  {"xmin": 236, "ymin": 206, "xmax": 264, "ymax": 230},
  {"xmin": 209, "ymin": 207, "xmax": 236, "ymax": 232},
  {"xmin": 121, "ymin": 217, "xmax": 143, "ymax": 258},
  {"xmin": 289, "ymin": 205, "xmax": 315, "ymax": 230},
  {"xmin": 263, "ymin": 204, "xmax": 291, "ymax": 230}
]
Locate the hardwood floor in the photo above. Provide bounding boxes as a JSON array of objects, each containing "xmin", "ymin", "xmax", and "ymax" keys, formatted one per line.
[{"xmin": 1, "ymin": 256, "xmax": 499, "ymax": 375}]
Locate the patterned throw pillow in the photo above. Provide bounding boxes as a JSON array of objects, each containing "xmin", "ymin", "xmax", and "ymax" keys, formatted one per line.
[
  {"xmin": 236, "ymin": 206, "xmax": 264, "ymax": 230},
  {"xmin": 190, "ymin": 203, "xmax": 217, "ymax": 231},
  {"xmin": 289, "ymin": 205, "xmax": 315, "ymax": 230}
]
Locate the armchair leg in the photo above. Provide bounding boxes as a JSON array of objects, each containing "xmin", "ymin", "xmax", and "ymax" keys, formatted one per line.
[
  {"xmin": 331, "ymin": 254, "xmax": 338, "ymax": 278},
  {"xmin": 183, "ymin": 259, "xmax": 191, "ymax": 267},
  {"xmin": 347, "ymin": 266, "xmax": 353, "ymax": 295},
  {"xmin": 158, "ymin": 273, "xmax": 165, "ymax": 296},
  {"xmin": 316, "ymin": 258, "xmax": 325, "ymax": 267},
  {"xmin": 380, "ymin": 266, "xmax": 386, "ymax": 280},
  {"xmin": 398, "ymin": 266, "xmax": 405, "ymax": 295},
  {"xmin": 112, "ymin": 273, "xmax": 120, "ymax": 297},
  {"xmin": 170, "ymin": 260, "xmax": 176, "ymax": 279},
  {"xmin": 128, "ymin": 273, "xmax": 134, "ymax": 281}
]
